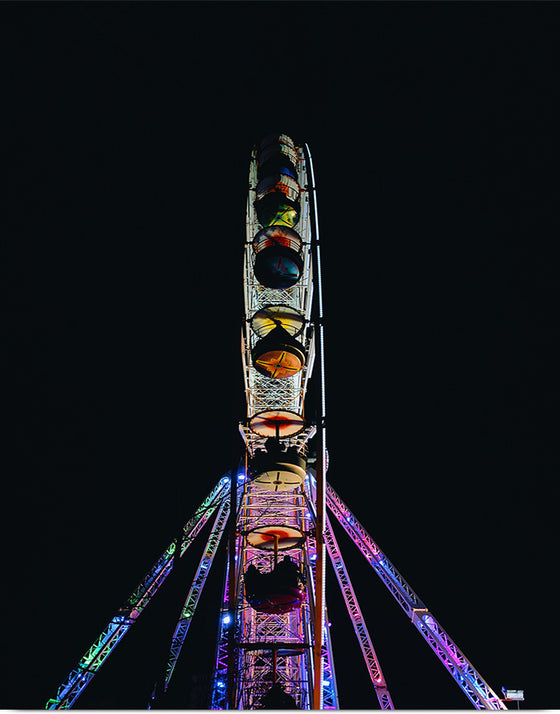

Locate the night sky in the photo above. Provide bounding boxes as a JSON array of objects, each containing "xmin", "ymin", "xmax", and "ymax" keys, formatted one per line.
[{"xmin": 4, "ymin": 1, "xmax": 560, "ymax": 710}]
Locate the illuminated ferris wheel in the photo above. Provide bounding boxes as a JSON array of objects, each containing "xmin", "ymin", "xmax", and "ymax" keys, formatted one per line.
[{"xmin": 45, "ymin": 134, "xmax": 509, "ymax": 710}]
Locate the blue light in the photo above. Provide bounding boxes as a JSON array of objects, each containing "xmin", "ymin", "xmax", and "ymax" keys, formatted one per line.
[{"xmin": 223, "ymin": 614, "xmax": 232, "ymax": 624}]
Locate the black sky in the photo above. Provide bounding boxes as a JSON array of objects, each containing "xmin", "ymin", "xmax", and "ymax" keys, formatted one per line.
[{"xmin": 3, "ymin": 1, "xmax": 560, "ymax": 710}]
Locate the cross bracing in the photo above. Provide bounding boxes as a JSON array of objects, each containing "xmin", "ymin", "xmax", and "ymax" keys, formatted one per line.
[
  {"xmin": 46, "ymin": 477, "xmax": 231, "ymax": 710},
  {"xmin": 227, "ymin": 479, "xmax": 338, "ymax": 710},
  {"xmin": 162, "ymin": 494, "xmax": 232, "ymax": 694},
  {"xmin": 238, "ymin": 488, "xmax": 311, "ymax": 532},
  {"xmin": 324, "ymin": 512, "xmax": 393, "ymax": 710},
  {"xmin": 242, "ymin": 147, "xmax": 315, "ymax": 454},
  {"xmin": 45, "ymin": 467, "xmax": 508, "ymax": 710},
  {"xmin": 324, "ymin": 481, "xmax": 507, "ymax": 710},
  {"xmin": 303, "ymin": 527, "xmax": 339, "ymax": 710},
  {"xmin": 45, "ymin": 135, "xmax": 508, "ymax": 711},
  {"xmin": 231, "ymin": 480, "xmax": 319, "ymax": 708},
  {"xmin": 210, "ymin": 552, "xmax": 234, "ymax": 710}
]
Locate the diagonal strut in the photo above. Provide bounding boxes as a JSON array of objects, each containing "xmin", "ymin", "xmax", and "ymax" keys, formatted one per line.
[{"xmin": 326, "ymin": 482, "xmax": 507, "ymax": 710}]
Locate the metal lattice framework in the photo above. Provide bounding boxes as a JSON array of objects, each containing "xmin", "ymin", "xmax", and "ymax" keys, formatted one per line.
[
  {"xmin": 325, "ymin": 482, "xmax": 507, "ymax": 710},
  {"xmin": 45, "ymin": 135, "xmax": 508, "ymax": 711},
  {"xmin": 162, "ymin": 494, "xmax": 232, "ymax": 694},
  {"xmin": 241, "ymin": 146, "xmax": 315, "ymax": 457},
  {"xmin": 46, "ymin": 478, "xmax": 230, "ymax": 710},
  {"xmin": 324, "ymin": 512, "xmax": 393, "ymax": 709},
  {"xmin": 213, "ymin": 479, "xmax": 338, "ymax": 710}
]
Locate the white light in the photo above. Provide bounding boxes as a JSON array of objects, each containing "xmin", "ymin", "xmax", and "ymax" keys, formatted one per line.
[
  {"xmin": 223, "ymin": 614, "xmax": 231, "ymax": 624},
  {"xmin": 502, "ymin": 688, "xmax": 524, "ymax": 701}
]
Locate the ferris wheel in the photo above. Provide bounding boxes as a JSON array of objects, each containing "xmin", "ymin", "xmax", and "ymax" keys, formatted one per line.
[{"xmin": 45, "ymin": 134, "xmax": 509, "ymax": 710}]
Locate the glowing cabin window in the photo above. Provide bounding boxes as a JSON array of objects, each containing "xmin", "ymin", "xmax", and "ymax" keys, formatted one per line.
[
  {"xmin": 253, "ymin": 347, "xmax": 304, "ymax": 379},
  {"xmin": 254, "ymin": 248, "xmax": 303, "ymax": 288},
  {"xmin": 249, "ymin": 409, "xmax": 305, "ymax": 437},
  {"xmin": 251, "ymin": 305, "xmax": 305, "ymax": 338},
  {"xmin": 261, "ymin": 204, "xmax": 299, "ymax": 228}
]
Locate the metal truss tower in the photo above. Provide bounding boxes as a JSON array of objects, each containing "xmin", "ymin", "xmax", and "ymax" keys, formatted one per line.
[{"xmin": 45, "ymin": 134, "xmax": 508, "ymax": 710}]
